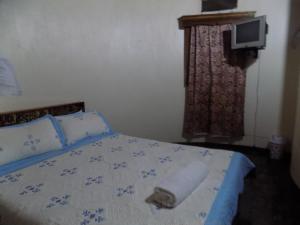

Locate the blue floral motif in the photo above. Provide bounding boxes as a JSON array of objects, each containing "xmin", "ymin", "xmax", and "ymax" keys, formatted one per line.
[
  {"xmin": 201, "ymin": 150, "xmax": 213, "ymax": 157},
  {"xmin": 111, "ymin": 146, "xmax": 123, "ymax": 152},
  {"xmin": 0, "ymin": 173, "xmax": 23, "ymax": 184},
  {"xmin": 60, "ymin": 168, "xmax": 78, "ymax": 176},
  {"xmin": 81, "ymin": 208, "xmax": 105, "ymax": 225},
  {"xmin": 128, "ymin": 138, "xmax": 138, "ymax": 144},
  {"xmin": 109, "ymin": 134, "xmax": 119, "ymax": 140},
  {"xmin": 23, "ymin": 134, "xmax": 41, "ymax": 151},
  {"xmin": 116, "ymin": 185, "xmax": 134, "ymax": 197},
  {"xmin": 132, "ymin": 151, "xmax": 145, "ymax": 157},
  {"xmin": 159, "ymin": 156, "xmax": 172, "ymax": 164},
  {"xmin": 173, "ymin": 146, "xmax": 186, "ymax": 152},
  {"xmin": 199, "ymin": 211, "xmax": 207, "ymax": 219},
  {"xmin": 141, "ymin": 169, "xmax": 156, "ymax": 178},
  {"xmin": 85, "ymin": 131, "xmax": 91, "ymax": 137},
  {"xmin": 113, "ymin": 162, "xmax": 127, "ymax": 170},
  {"xmin": 89, "ymin": 155, "xmax": 103, "ymax": 163},
  {"xmin": 19, "ymin": 183, "xmax": 44, "ymax": 195},
  {"xmin": 153, "ymin": 204, "xmax": 162, "ymax": 211},
  {"xmin": 46, "ymin": 194, "xmax": 71, "ymax": 208},
  {"xmin": 213, "ymin": 187, "xmax": 220, "ymax": 192},
  {"xmin": 69, "ymin": 149, "xmax": 83, "ymax": 157},
  {"xmin": 91, "ymin": 141, "xmax": 102, "ymax": 147},
  {"xmin": 39, "ymin": 160, "xmax": 56, "ymax": 168},
  {"xmin": 148, "ymin": 142, "xmax": 159, "ymax": 148},
  {"xmin": 85, "ymin": 176, "xmax": 103, "ymax": 186}
]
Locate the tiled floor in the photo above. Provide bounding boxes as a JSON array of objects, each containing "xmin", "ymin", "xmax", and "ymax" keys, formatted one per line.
[{"xmin": 234, "ymin": 152, "xmax": 300, "ymax": 225}]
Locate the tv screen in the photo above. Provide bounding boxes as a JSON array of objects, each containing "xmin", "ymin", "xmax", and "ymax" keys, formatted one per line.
[
  {"xmin": 231, "ymin": 15, "xmax": 267, "ymax": 49},
  {"xmin": 236, "ymin": 20, "xmax": 260, "ymax": 43}
]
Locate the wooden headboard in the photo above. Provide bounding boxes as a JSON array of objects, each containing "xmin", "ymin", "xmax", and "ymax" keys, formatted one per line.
[{"xmin": 0, "ymin": 102, "xmax": 85, "ymax": 127}]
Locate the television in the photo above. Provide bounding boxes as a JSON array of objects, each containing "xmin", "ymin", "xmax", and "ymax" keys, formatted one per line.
[{"xmin": 231, "ymin": 15, "xmax": 267, "ymax": 50}]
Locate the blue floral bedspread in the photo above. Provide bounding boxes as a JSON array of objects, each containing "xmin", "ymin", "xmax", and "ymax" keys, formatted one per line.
[{"xmin": 0, "ymin": 134, "xmax": 254, "ymax": 225}]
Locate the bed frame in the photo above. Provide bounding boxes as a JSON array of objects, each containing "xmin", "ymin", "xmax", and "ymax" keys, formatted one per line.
[{"xmin": 0, "ymin": 102, "xmax": 85, "ymax": 127}]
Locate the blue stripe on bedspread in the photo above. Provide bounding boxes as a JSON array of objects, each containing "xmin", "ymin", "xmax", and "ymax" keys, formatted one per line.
[
  {"xmin": 205, "ymin": 152, "xmax": 255, "ymax": 225},
  {"xmin": 0, "ymin": 132, "xmax": 116, "ymax": 177}
]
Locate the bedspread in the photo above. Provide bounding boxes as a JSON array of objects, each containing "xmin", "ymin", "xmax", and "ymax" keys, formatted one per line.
[{"xmin": 0, "ymin": 134, "xmax": 254, "ymax": 225}]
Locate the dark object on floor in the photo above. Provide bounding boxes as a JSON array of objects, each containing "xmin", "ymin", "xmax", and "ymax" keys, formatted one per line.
[
  {"xmin": 202, "ymin": 0, "xmax": 237, "ymax": 12},
  {"xmin": 182, "ymin": 142, "xmax": 300, "ymax": 225}
]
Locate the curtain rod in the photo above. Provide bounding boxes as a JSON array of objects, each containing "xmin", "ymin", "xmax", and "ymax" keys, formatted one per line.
[{"xmin": 178, "ymin": 11, "xmax": 256, "ymax": 29}]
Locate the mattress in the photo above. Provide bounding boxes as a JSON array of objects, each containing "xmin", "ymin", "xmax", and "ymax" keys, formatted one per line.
[{"xmin": 0, "ymin": 134, "xmax": 254, "ymax": 225}]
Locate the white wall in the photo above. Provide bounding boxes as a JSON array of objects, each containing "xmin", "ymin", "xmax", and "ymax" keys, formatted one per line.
[{"xmin": 0, "ymin": 0, "xmax": 291, "ymax": 147}]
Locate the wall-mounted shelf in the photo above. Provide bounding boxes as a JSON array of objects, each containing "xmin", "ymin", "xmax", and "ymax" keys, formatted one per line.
[
  {"xmin": 178, "ymin": 11, "xmax": 256, "ymax": 29},
  {"xmin": 178, "ymin": 11, "xmax": 257, "ymax": 86}
]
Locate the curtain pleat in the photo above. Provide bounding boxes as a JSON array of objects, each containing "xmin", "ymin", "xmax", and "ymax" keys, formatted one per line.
[{"xmin": 183, "ymin": 24, "xmax": 246, "ymax": 138}]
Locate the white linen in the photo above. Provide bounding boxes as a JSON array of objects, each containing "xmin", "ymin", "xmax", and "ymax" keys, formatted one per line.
[
  {"xmin": 0, "ymin": 134, "xmax": 233, "ymax": 225},
  {"xmin": 56, "ymin": 112, "xmax": 111, "ymax": 145},
  {"xmin": 0, "ymin": 116, "xmax": 63, "ymax": 166},
  {"xmin": 153, "ymin": 161, "xmax": 209, "ymax": 208}
]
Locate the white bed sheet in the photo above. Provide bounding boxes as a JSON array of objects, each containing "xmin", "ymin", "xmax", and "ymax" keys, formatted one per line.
[{"xmin": 0, "ymin": 134, "xmax": 235, "ymax": 225}]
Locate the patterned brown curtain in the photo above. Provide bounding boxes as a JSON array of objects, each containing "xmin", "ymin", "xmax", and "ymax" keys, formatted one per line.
[{"xmin": 183, "ymin": 24, "xmax": 246, "ymax": 139}]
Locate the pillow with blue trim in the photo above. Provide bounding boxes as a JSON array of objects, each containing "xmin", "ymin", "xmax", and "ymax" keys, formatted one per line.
[
  {"xmin": 56, "ymin": 111, "xmax": 113, "ymax": 145},
  {"xmin": 0, "ymin": 115, "xmax": 64, "ymax": 166}
]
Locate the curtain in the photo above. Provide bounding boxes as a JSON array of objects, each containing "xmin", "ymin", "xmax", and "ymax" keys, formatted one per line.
[
  {"xmin": 0, "ymin": 58, "xmax": 21, "ymax": 96},
  {"xmin": 183, "ymin": 24, "xmax": 246, "ymax": 139}
]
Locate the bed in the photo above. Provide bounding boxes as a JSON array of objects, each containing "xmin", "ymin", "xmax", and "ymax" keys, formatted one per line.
[{"xmin": 0, "ymin": 102, "xmax": 254, "ymax": 225}]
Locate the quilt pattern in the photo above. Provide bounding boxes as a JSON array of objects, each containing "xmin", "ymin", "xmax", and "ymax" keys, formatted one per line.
[{"xmin": 0, "ymin": 134, "xmax": 234, "ymax": 225}]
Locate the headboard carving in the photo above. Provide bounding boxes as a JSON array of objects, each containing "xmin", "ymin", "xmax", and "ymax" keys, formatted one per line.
[{"xmin": 0, "ymin": 102, "xmax": 85, "ymax": 127}]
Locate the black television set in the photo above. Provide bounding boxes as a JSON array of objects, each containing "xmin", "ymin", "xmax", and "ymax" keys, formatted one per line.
[{"xmin": 231, "ymin": 15, "xmax": 267, "ymax": 50}]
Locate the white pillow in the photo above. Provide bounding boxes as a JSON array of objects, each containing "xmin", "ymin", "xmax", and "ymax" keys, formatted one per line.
[
  {"xmin": 56, "ymin": 111, "xmax": 113, "ymax": 145},
  {"xmin": 0, "ymin": 115, "xmax": 64, "ymax": 166}
]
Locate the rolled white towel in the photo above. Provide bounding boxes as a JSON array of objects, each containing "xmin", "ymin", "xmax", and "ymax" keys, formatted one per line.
[{"xmin": 153, "ymin": 161, "xmax": 209, "ymax": 208}]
